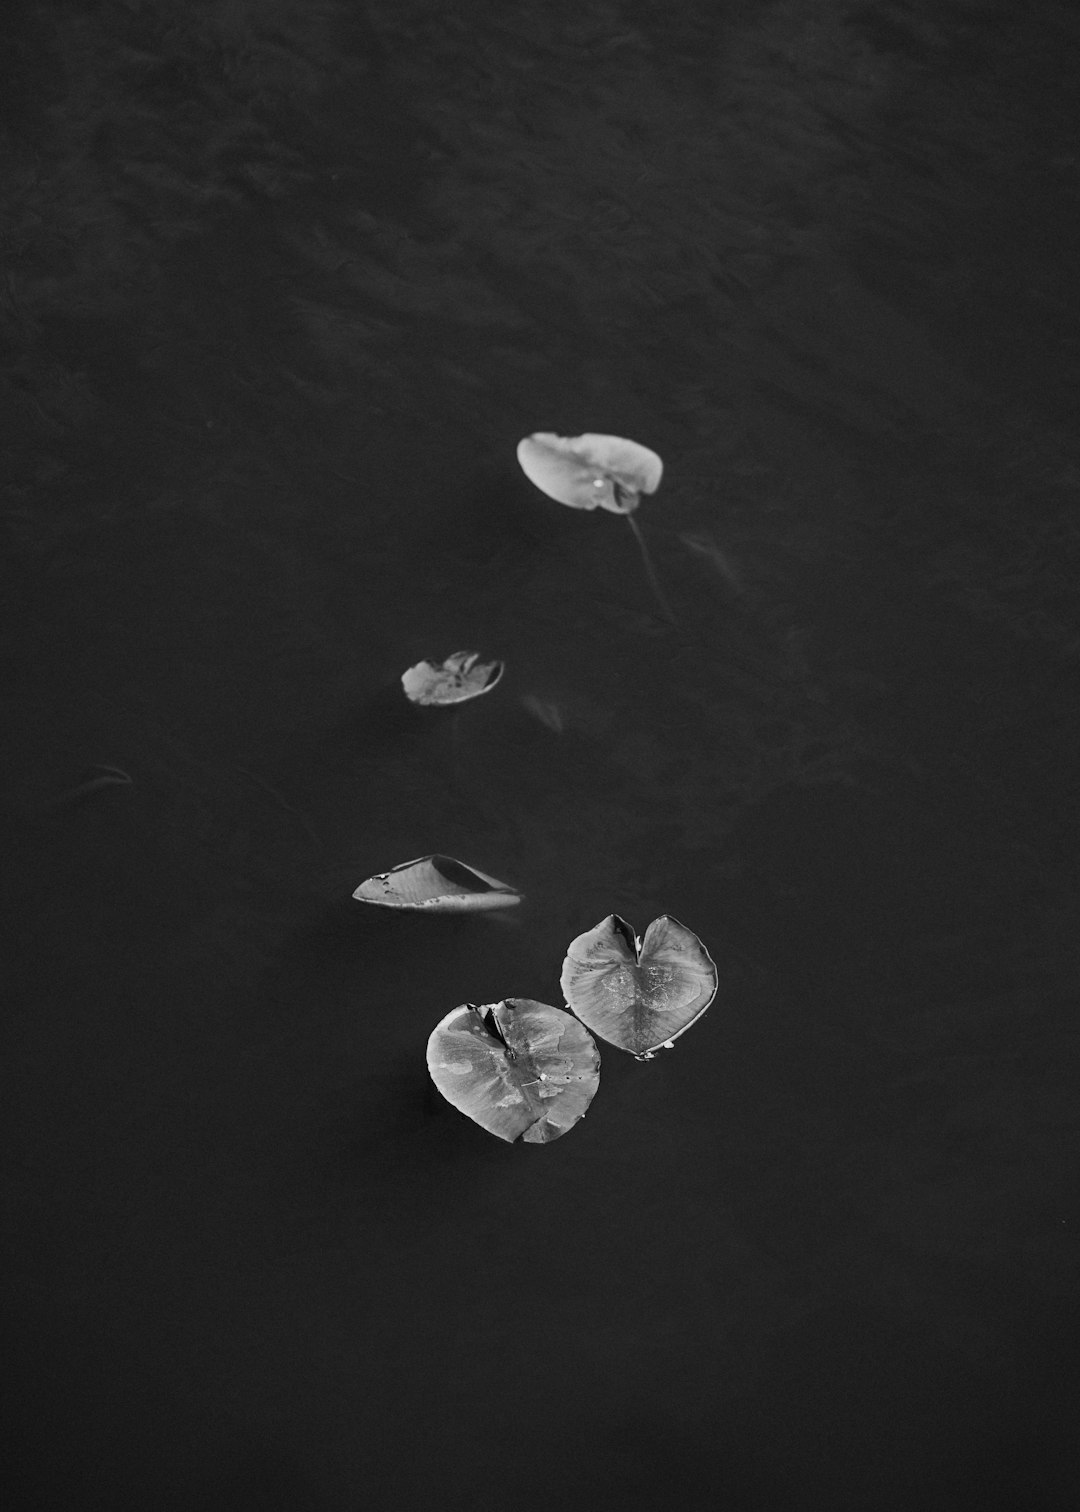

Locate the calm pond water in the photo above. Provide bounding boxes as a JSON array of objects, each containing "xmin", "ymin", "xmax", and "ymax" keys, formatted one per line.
[{"xmin": 2, "ymin": 3, "xmax": 1079, "ymax": 1508}]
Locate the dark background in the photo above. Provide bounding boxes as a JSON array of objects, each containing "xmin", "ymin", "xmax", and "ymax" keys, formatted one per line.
[{"xmin": 2, "ymin": 1, "xmax": 1079, "ymax": 1507}]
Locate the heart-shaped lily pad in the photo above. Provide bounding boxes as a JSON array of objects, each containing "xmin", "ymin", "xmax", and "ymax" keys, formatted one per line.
[
  {"xmin": 426, "ymin": 998, "xmax": 600, "ymax": 1143},
  {"xmin": 560, "ymin": 915, "xmax": 717, "ymax": 1057}
]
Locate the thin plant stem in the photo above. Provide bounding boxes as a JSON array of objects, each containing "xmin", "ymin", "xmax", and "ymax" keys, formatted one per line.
[
  {"xmin": 41, "ymin": 764, "xmax": 132, "ymax": 812},
  {"xmin": 625, "ymin": 511, "xmax": 678, "ymax": 626}
]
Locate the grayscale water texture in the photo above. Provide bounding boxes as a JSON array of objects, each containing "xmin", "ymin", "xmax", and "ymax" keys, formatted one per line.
[{"xmin": 1, "ymin": 3, "xmax": 1078, "ymax": 1508}]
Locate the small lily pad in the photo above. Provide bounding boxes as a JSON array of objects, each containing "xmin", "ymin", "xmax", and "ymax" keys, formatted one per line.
[
  {"xmin": 426, "ymin": 998, "xmax": 600, "ymax": 1143},
  {"xmin": 401, "ymin": 650, "xmax": 505, "ymax": 706},
  {"xmin": 353, "ymin": 854, "xmax": 522, "ymax": 912},
  {"xmin": 516, "ymin": 432, "xmax": 663, "ymax": 515},
  {"xmin": 560, "ymin": 914, "xmax": 717, "ymax": 1057}
]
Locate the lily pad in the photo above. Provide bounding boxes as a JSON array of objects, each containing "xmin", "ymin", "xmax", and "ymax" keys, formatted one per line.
[
  {"xmin": 560, "ymin": 914, "xmax": 717, "ymax": 1057},
  {"xmin": 516, "ymin": 432, "xmax": 663, "ymax": 515},
  {"xmin": 517, "ymin": 431, "xmax": 675, "ymax": 623},
  {"xmin": 401, "ymin": 650, "xmax": 505, "ymax": 706},
  {"xmin": 353, "ymin": 855, "xmax": 522, "ymax": 912},
  {"xmin": 426, "ymin": 998, "xmax": 600, "ymax": 1143}
]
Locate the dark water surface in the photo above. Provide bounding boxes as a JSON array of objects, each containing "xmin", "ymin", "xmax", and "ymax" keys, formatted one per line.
[{"xmin": 2, "ymin": 2, "xmax": 1079, "ymax": 1508}]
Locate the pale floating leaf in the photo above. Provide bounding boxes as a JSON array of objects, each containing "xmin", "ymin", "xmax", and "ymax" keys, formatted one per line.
[
  {"xmin": 427, "ymin": 998, "xmax": 600, "ymax": 1143},
  {"xmin": 516, "ymin": 432, "xmax": 663, "ymax": 515},
  {"xmin": 353, "ymin": 854, "xmax": 522, "ymax": 912},
  {"xmin": 401, "ymin": 650, "xmax": 505, "ymax": 706},
  {"xmin": 560, "ymin": 914, "xmax": 717, "ymax": 1056}
]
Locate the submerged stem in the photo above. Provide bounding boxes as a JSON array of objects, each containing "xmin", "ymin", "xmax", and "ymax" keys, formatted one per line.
[
  {"xmin": 625, "ymin": 511, "xmax": 678, "ymax": 627},
  {"xmin": 41, "ymin": 765, "xmax": 132, "ymax": 812}
]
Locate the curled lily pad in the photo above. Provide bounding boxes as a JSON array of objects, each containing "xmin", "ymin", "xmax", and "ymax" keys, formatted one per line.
[
  {"xmin": 353, "ymin": 855, "xmax": 522, "ymax": 912},
  {"xmin": 427, "ymin": 998, "xmax": 600, "ymax": 1143},
  {"xmin": 401, "ymin": 651, "xmax": 505, "ymax": 707},
  {"xmin": 560, "ymin": 914, "xmax": 717, "ymax": 1057},
  {"xmin": 516, "ymin": 432, "xmax": 663, "ymax": 515}
]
